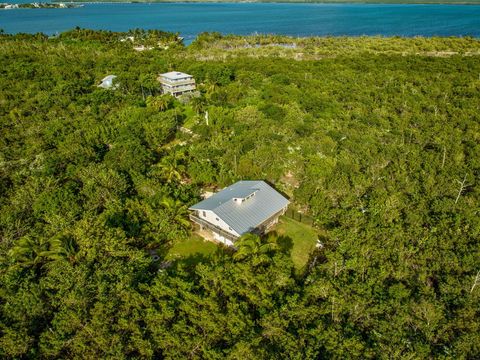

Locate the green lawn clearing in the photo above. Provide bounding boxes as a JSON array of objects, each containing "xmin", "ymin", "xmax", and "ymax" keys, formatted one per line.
[
  {"xmin": 274, "ymin": 216, "xmax": 319, "ymax": 271},
  {"xmin": 165, "ymin": 234, "xmax": 218, "ymax": 261},
  {"xmin": 165, "ymin": 216, "xmax": 319, "ymax": 271}
]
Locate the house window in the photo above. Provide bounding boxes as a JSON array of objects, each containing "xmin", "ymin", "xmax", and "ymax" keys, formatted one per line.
[
  {"xmin": 202, "ymin": 211, "xmax": 206, "ymax": 217},
  {"xmin": 215, "ymin": 217, "xmax": 219, "ymax": 221},
  {"xmin": 228, "ymin": 227, "xmax": 232, "ymax": 231}
]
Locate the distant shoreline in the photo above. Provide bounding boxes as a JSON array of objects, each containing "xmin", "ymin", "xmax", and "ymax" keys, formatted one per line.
[
  {"xmin": 1, "ymin": 2, "xmax": 82, "ymax": 8},
  {"xmin": 51, "ymin": 0, "xmax": 480, "ymax": 5}
]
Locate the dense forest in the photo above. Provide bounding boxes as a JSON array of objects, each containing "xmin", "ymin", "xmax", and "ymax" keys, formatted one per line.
[{"xmin": 0, "ymin": 29, "xmax": 479, "ymax": 358}]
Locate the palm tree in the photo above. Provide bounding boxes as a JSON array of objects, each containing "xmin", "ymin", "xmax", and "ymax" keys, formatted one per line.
[
  {"xmin": 152, "ymin": 153, "xmax": 186, "ymax": 183},
  {"xmin": 207, "ymin": 82, "xmax": 218, "ymax": 96},
  {"xmin": 191, "ymin": 96, "xmax": 206, "ymax": 115},
  {"xmin": 8, "ymin": 236, "xmax": 49, "ymax": 267},
  {"xmin": 161, "ymin": 197, "xmax": 190, "ymax": 229},
  {"xmin": 158, "ymin": 162, "xmax": 182, "ymax": 183},
  {"xmin": 8, "ymin": 235, "xmax": 77, "ymax": 267},
  {"xmin": 146, "ymin": 95, "xmax": 171, "ymax": 111},
  {"xmin": 233, "ymin": 233, "xmax": 279, "ymax": 266},
  {"xmin": 41, "ymin": 236, "xmax": 79, "ymax": 264}
]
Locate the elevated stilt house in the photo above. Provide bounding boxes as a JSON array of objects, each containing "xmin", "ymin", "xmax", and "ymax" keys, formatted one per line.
[
  {"xmin": 189, "ymin": 181, "xmax": 289, "ymax": 246},
  {"xmin": 158, "ymin": 71, "xmax": 196, "ymax": 97}
]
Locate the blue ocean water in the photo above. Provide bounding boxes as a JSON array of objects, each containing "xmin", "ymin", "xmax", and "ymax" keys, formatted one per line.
[{"xmin": 1, "ymin": 3, "xmax": 479, "ymax": 43}]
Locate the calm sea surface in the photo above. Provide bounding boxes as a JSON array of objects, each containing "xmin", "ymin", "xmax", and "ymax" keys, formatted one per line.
[{"xmin": 1, "ymin": 3, "xmax": 479, "ymax": 43}]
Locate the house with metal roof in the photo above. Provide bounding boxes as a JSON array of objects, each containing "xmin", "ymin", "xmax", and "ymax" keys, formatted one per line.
[
  {"xmin": 189, "ymin": 181, "xmax": 289, "ymax": 246},
  {"xmin": 98, "ymin": 75, "xmax": 118, "ymax": 89},
  {"xmin": 158, "ymin": 71, "xmax": 196, "ymax": 97}
]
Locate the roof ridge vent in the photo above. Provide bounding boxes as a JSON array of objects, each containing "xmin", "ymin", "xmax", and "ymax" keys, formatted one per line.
[{"xmin": 233, "ymin": 189, "xmax": 258, "ymax": 204}]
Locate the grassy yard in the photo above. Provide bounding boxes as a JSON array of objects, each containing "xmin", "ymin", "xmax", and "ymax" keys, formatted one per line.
[
  {"xmin": 165, "ymin": 234, "xmax": 219, "ymax": 262},
  {"xmin": 166, "ymin": 217, "xmax": 319, "ymax": 271},
  {"xmin": 274, "ymin": 216, "xmax": 319, "ymax": 271}
]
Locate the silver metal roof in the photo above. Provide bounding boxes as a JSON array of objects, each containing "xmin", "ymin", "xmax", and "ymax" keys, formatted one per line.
[
  {"xmin": 160, "ymin": 71, "xmax": 193, "ymax": 80},
  {"xmin": 101, "ymin": 75, "xmax": 117, "ymax": 82},
  {"xmin": 231, "ymin": 188, "xmax": 258, "ymax": 199},
  {"xmin": 98, "ymin": 75, "xmax": 117, "ymax": 89},
  {"xmin": 189, "ymin": 181, "xmax": 289, "ymax": 235}
]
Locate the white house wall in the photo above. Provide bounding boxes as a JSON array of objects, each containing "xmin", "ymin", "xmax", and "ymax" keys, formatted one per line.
[
  {"xmin": 197, "ymin": 209, "xmax": 240, "ymax": 237},
  {"xmin": 213, "ymin": 232, "xmax": 235, "ymax": 247}
]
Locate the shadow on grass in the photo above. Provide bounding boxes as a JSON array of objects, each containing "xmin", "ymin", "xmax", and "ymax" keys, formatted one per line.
[
  {"xmin": 276, "ymin": 234, "xmax": 294, "ymax": 255},
  {"xmin": 300, "ymin": 234, "xmax": 330, "ymax": 278},
  {"xmin": 176, "ymin": 252, "xmax": 213, "ymax": 268},
  {"xmin": 169, "ymin": 243, "xmax": 233, "ymax": 270}
]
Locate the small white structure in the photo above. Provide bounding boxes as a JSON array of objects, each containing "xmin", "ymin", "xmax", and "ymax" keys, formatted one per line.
[
  {"xmin": 158, "ymin": 71, "xmax": 196, "ymax": 98},
  {"xmin": 120, "ymin": 36, "xmax": 135, "ymax": 42},
  {"xmin": 133, "ymin": 45, "xmax": 154, "ymax": 52},
  {"xmin": 189, "ymin": 181, "xmax": 289, "ymax": 246},
  {"xmin": 98, "ymin": 75, "xmax": 118, "ymax": 90}
]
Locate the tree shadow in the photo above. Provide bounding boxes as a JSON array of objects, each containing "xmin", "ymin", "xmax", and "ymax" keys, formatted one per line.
[
  {"xmin": 266, "ymin": 231, "xmax": 293, "ymax": 255},
  {"xmin": 167, "ymin": 244, "xmax": 231, "ymax": 271},
  {"xmin": 175, "ymin": 252, "xmax": 213, "ymax": 268},
  {"xmin": 299, "ymin": 234, "xmax": 330, "ymax": 278}
]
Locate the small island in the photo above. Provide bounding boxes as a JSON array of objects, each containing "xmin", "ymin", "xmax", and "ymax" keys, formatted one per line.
[{"xmin": 0, "ymin": 2, "xmax": 82, "ymax": 9}]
